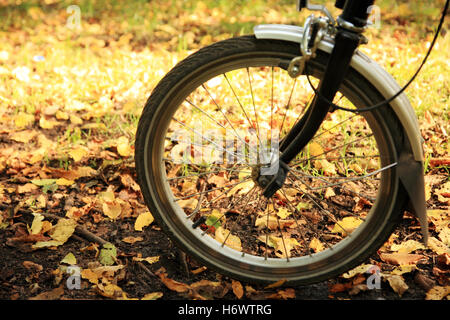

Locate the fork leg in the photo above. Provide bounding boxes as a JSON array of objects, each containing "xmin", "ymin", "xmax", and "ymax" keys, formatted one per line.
[{"xmin": 263, "ymin": 28, "xmax": 363, "ymax": 198}]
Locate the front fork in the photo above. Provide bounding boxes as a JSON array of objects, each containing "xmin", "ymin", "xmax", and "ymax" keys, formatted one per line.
[{"xmin": 261, "ymin": 2, "xmax": 372, "ymax": 198}]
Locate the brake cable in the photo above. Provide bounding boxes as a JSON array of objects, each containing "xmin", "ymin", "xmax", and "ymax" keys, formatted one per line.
[{"xmin": 305, "ymin": 0, "xmax": 449, "ymax": 113}]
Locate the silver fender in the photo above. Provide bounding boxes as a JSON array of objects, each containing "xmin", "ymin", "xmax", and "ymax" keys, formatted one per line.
[{"xmin": 254, "ymin": 24, "xmax": 428, "ymax": 243}]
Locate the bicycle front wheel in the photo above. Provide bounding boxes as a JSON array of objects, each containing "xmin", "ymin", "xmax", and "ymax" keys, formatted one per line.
[{"xmin": 135, "ymin": 36, "xmax": 407, "ymax": 285}]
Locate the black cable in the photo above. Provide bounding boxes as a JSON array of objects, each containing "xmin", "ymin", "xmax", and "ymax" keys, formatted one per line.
[{"xmin": 305, "ymin": 0, "xmax": 449, "ymax": 113}]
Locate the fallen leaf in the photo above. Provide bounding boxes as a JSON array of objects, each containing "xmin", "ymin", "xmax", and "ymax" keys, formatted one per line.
[
  {"xmin": 17, "ymin": 183, "xmax": 38, "ymax": 194},
  {"xmin": 29, "ymin": 213, "xmax": 44, "ymax": 235},
  {"xmin": 99, "ymin": 243, "xmax": 117, "ymax": 266},
  {"xmin": 215, "ymin": 226, "xmax": 242, "ymax": 251},
  {"xmin": 39, "ymin": 117, "xmax": 60, "ymax": 129},
  {"xmin": 331, "ymin": 217, "xmax": 363, "ymax": 236},
  {"xmin": 177, "ymin": 198, "xmax": 198, "ymax": 210},
  {"xmin": 390, "ymin": 265, "xmax": 416, "ymax": 275},
  {"xmin": 134, "ymin": 211, "xmax": 154, "ymax": 231},
  {"xmin": 96, "ymin": 283, "xmax": 126, "ymax": 299},
  {"xmin": 254, "ymin": 215, "xmax": 296, "ymax": 230},
  {"xmin": 264, "ymin": 279, "xmax": 286, "ymax": 289},
  {"xmin": 14, "ymin": 112, "xmax": 34, "ymax": 128},
  {"xmin": 385, "ymin": 275, "xmax": 408, "ymax": 297},
  {"xmin": 122, "ymin": 236, "xmax": 143, "ymax": 244},
  {"xmin": 132, "ymin": 256, "xmax": 160, "ymax": 264},
  {"xmin": 10, "ymin": 130, "xmax": 37, "ymax": 143},
  {"xmin": 425, "ymin": 285, "xmax": 450, "ymax": 300},
  {"xmin": 48, "ymin": 218, "xmax": 76, "ymax": 243},
  {"xmin": 116, "ymin": 136, "xmax": 133, "ymax": 157},
  {"xmin": 69, "ymin": 147, "xmax": 88, "ymax": 162},
  {"xmin": 29, "ymin": 285, "xmax": 64, "ymax": 300},
  {"xmin": 266, "ymin": 288, "xmax": 296, "ymax": 300},
  {"xmin": 156, "ymin": 269, "xmax": 190, "ymax": 293},
  {"xmin": 276, "ymin": 207, "xmax": 291, "ymax": 219},
  {"xmin": 341, "ymin": 264, "xmax": 373, "ymax": 279},
  {"xmin": 102, "ymin": 200, "xmax": 122, "ymax": 220},
  {"xmin": 23, "ymin": 261, "xmax": 43, "ymax": 272},
  {"xmin": 227, "ymin": 180, "xmax": 255, "ymax": 196},
  {"xmin": 61, "ymin": 252, "xmax": 77, "ymax": 265},
  {"xmin": 428, "ymin": 237, "xmax": 450, "ymax": 255},
  {"xmin": 55, "ymin": 178, "xmax": 75, "ymax": 186},
  {"xmin": 231, "ymin": 280, "xmax": 244, "ymax": 299},
  {"xmin": 309, "ymin": 237, "xmax": 324, "ymax": 253},
  {"xmin": 141, "ymin": 292, "xmax": 163, "ymax": 300},
  {"xmin": 81, "ymin": 268, "xmax": 100, "ymax": 284},
  {"xmin": 390, "ymin": 240, "xmax": 426, "ymax": 253},
  {"xmin": 379, "ymin": 252, "xmax": 426, "ymax": 265}
]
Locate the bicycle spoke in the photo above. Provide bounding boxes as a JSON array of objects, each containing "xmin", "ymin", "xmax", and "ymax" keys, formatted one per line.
[
  {"xmin": 174, "ymin": 177, "xmax": 253, "ymax": 201},
  {"xmin": 201, "ymin": 84, "xmax": 253, "ymax": 151},
  {"xmin": 223, "ymin": 73, "xmax": 263, "ymax": 147}
]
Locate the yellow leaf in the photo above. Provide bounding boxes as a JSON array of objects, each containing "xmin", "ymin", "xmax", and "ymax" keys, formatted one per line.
[
  {"xmin": 342, "ymin": 264, "xmax": 373, "ymax": 279},
  {"xmin": 56, "ymin": 178, "xmax": 75, "ymax": 186},
  {"xmin": 141, "ymin": 292, "xmax": 163, "ymax": 300},
  {"xmin": 69, "ymin": 114, "xmax": 83, "ymax": 125},
  {"xmin": 134, "ymin": 211, "xmax": 154, "ymax": 231},
  {"xmin": 331, "ymin": 217, "xmax": 363, "ymax": 236},
  {"xmin": 258, "ymin": 235, "xmax": 299, "ymax": 258},
  {"xmin": 314, "ymin": 159, "xmax": 337, "ymax": 176},
  {"xmin": 96, "ymin": 283, "xmax": 126, "ymax": 299},
  {"xmin": 55, "ymin": 110, "xmax": 69, "ymax": 120},
  {"xmin": 425, "ymin": 286, "xmax": 450, "ymax": 300},
  {"xmin": 428, "ymin": 237, "xmax": 450, "ymax": 255},
  {"xmin": 254, "ymin": 215, "xmax": 295, "ymax": 230},
  {"xmin": 177, "ymin": 198, "xmax": 198, "ymax": 210},
  {"xmin": 215, "ymin": 227, "xmax": 242, "ymax": 251},
  {"xmin": 276, "ymin": 207, "xmax": 291, "ymax": 219},
  {"xmin": 308, "ymin": 142, "xmax": 324, "ymax": 157},
  {"xmin": 49, "ymin": 218, "xmax": 77, "ymax": 243},
  {"xmin": 102, "ymin": 201, "xmax": 122, "ymax": 220},
  {"xmin": 69, "ymin": 147, "xmax": 88, "ymax": 162},
  {"xmin": 227, "ymin": 180, "xmax": 255, "ymax": 196},
  {"xmin": 10, "ymin": 130, "xmax": 37, "ymax": 143},
  {"xmin": 132, "ymin": 256, "xmax": 160, "ymax": 264},
  {"xmin": 29, "ymin": 213, "xmax": 44, "ymax": 235},
  {"xmin": 390, "ymin": 240, "xmax": 425, "ymax": 254},
  {"xmin": 390, "ymin": 265, "xmax": 416, "ymax": 275},
  {"xmin": 39, "ymin": 117, "xmax": 60, "ymax": 129},
  {"xmin": 309, "ymin": 237, "xmax": 324, "ymax": 253},
  {"xmin": 14, "ymin": 112, "xmax": 34, "ymax": 128},
  {"xmin": 117, "ymin": 136, "xmax": 133, "ymax": 157},
  {"xmin": 81, "ymin": 268, "xmax": 99, "ymax": 284},
  {"xmin": 61, "ymin": 252, "xmax": 77, "ymax": 265}
]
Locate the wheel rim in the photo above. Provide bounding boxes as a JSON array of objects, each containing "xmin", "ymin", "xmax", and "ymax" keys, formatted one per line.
[{"xmin": 142, "ymin": 52, "xmax": 398, "ymax": 282}]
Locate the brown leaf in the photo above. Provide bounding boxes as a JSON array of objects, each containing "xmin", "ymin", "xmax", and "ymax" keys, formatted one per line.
[
  {"xmin": 120, "ymin": 173, "xmax": 140, "ymax": 192},
  {"xmin": 23, "ymin": 261, "xmax": 43, "ymax": 272},
  {"xmin": 156, "ymin": 269, "xmax": 190, "ymax": 293},
  {"xmin": 264, "ymin": 279, "xmax": 286, "ymax": 289},
  {"xmin": 379, "ymin": 252, "xmax": 426, "ymax": 265},
  {"xmin": 385, "ymin": 275, "xmax": 409, "ymax": 297},
  {"xmin": 425, "ymin": 285, "xmax": 450, "ymax": 300},
  {"xmin": 29, "ymin": 284, "xmax": 64, "ymax": 300},
  {"xmin": 266, "ymin": 288, "xmax": 296, "ymax": 300},
  {"xmin": 231, "ymin": 280, "xmax": 244, "ymax": 299},
  {"xmin": 414, "ymin": 272, "xmax": 435, "ymax": 291}
]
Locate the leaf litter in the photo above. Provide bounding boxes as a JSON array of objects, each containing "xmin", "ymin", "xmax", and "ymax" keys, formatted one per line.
[{"xmin": 0, "ymin": 0, "xmax": 448, "ymax": 301}]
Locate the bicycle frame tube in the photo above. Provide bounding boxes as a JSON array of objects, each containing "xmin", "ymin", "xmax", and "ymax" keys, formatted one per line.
[{"xmin": 262, "ymin": 0, "xmax": 375, "ymax": 198}]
